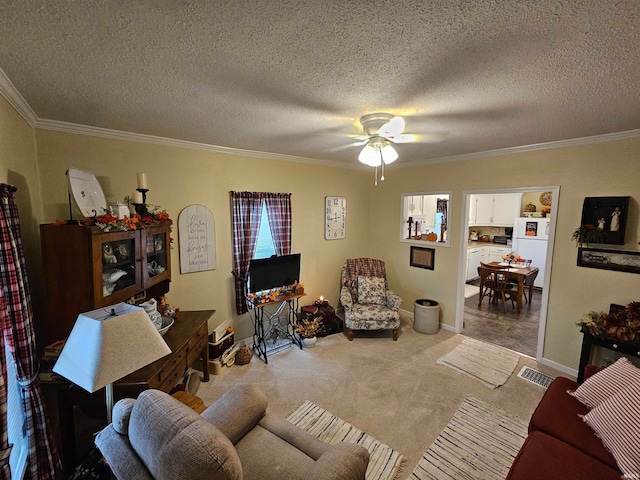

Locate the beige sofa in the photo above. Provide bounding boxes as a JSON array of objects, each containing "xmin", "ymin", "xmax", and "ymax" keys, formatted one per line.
[{"xmin": 95, "ymin": 384, "xmax": 369, "ymax": 480}]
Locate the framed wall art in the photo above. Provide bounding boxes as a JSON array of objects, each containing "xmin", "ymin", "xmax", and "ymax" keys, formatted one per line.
[
  {"xmin": 577, "ymin": 247, "xmax": 640, "ymax": 274},
  {"xmin": 580, "ymin": 196, "xmax": 630, "ymax": 245},
  {"xmin": 410, "ymin": 246, "xmax": 435, "ymax": 270}
]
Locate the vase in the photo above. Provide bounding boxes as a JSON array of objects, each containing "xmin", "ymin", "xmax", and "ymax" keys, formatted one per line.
[{"xmin": 303, "ymin": 336, "xmax": 317, "ymax": 348}]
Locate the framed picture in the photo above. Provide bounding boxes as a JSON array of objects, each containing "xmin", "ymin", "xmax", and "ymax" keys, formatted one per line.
[
  {"xmin": 580, "ymin": 197, "xmax": 630, "ymax": 245},
  {"xmin": 410, "ymin": 246, "xmax": 435, "ymax": 270},
  {"xmin": 577, "ymin": 247, "xmax": 640, "ymax": 274}
]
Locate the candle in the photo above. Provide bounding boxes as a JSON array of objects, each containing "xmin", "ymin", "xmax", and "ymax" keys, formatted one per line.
[
  {"xmin": 132, "ymin": 191, "xmax": 143, "ymax": 204},
  {"xmin": 137, "ymin": 173, "xmax": 147, "ymax": 189},
  {"xmin": 319, "ymin": 295, "xmax": 324, "ymax": 303}
]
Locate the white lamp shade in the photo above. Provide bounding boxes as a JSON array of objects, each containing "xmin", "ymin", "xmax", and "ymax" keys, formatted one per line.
[
  {"xmin": 381, "ymin": 144, "xmax": 398, "ymax": 164},
  {"xmin": 359, "ymin": 144, "xmax": 383, "ymax": 166},
  {"xmin": 53, "ymin": 303, "xmax": 171, "ymax": 392}
]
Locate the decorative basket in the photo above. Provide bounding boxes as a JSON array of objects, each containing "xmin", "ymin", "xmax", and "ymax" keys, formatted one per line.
[{"xmin": 236, "ymin": 345, "xmax": 253, "ymax": 365}]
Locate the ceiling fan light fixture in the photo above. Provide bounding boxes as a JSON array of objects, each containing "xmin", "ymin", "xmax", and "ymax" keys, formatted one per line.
[
  {"xmin": 358, "ymin": 143, "xmax": 379, "ymax": 166},
  {"xmin": 381, "ymin": 143, "xmax": 398, "ymax": 164}
]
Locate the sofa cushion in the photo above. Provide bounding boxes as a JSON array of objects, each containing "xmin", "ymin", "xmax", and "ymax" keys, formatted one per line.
[
  {"xmin": 528, "ymin": 376, "xmax": 618, "ymax": 470},
  {"xmin": 583, "ymin": 383, "xmax": 640, "ymax": 477},
  {"xmin": 129, "ymin": 390, "xmax": 242, "ymax": 480},
  {"xmin": 357, "ymin": 275, "xmax": 386, "ymax": 305},
  {"xmin": 302, "ymin": 442, "xmax": 369, "ymax": 480},
  {"xmin": 505, "ymin": 431, "xmax": 621, "ymax": 480},
  {"xmin": 570, "ymin": 357, "xmax": 640, "ymax": 409},
  {"xmin": 112, "ymin": 398, "xmax": 136, "ymax": 435}
]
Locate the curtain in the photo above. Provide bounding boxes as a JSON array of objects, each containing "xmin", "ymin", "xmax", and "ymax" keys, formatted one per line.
[
  {"xmin": 264, "ymin": 193, "xmax": 292, "ymax": 257},
  {"xmin": 230, "ymin": 192, "xmax": 263, "ymax": 315},
  {"xmin": 0, "ymin": 184, "xmax": 62, "ymax": 480}
]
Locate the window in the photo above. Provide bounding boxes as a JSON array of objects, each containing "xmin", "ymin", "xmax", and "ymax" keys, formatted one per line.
[
  {"xmin": 254, "ymin": 203, "xmax": 276, "ymax": 259},
  {"xmin": 5, "ymin": 337, "xmax": 28, "ymax": 479},
  {"xmin": 400, "ymin": 191, "xmax": 451, "ymax": 247}
]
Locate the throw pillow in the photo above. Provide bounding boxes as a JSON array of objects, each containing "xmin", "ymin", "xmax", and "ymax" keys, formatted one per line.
[
  {"xmin": 357, "ymin": 275, "xmax": 386, "ymax": 305},
  {"xmin": 570, "ymin": 357, "xmax": 640, "ymax": 409},
  {"xmin": 582, "ymin": 383, "xmax": 640, "ymax": 477}
]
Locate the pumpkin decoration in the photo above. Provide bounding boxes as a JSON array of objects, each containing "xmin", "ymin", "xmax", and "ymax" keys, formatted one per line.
[{"xmin": 426, "ymin": 232, "xmax": 438, "ymax": 242}]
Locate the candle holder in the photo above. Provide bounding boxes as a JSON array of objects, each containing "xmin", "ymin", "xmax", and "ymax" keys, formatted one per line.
[
  {"xmin": 134, "ymin": 188, "xmax": 149, "ymax": 215},
  {"xmin": 314, "ymin": 299, "xmax": 329, "ymax": 307}
]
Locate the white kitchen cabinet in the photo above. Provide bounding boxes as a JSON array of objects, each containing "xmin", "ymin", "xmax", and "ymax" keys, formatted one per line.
[
  {"xmin": 466, "ymin": 247, "xmax": 482, "ymax": 281},
  {"xmin": 469, "ymin": 193, "xmax": 522, "ymax": 226}
]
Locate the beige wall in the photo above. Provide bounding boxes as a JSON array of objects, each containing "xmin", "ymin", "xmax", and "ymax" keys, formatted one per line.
[
  {"xmin": 34, "ymin": 129, "xmax": 373, "ymax": 339},
  {"xmin": 371, "ymin": 138, "xmax": 640, "ymax": 371},
  {"xmin": 4, "ymin": 94, "xmax": 640, "ymax": 372}
]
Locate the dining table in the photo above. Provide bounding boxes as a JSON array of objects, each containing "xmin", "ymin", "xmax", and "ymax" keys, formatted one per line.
[{"xmin": 482, "ymin": 262, "xmax": 539, "ymax": 314}]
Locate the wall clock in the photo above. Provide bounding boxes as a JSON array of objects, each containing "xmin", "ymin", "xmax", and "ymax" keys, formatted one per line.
[
  {"xmin": 539, "ymin": 191, "xmax": 552, "ymax": 206},
  {"xmin": 325, "ymin": 196, "xmax": 346, "ymax": 240}
]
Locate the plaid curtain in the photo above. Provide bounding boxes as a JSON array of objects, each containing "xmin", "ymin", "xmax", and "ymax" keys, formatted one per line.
[
  {"xmin": 230, "ymin": 192, "xmax": 263, "ymax": 315},
  {"xmin": 264, "ymin": 193, "xmax": 291, "ymax": 257},
  {"xmin": 0, "ymin": 184, "xmax": 62, "ymax": 480}
]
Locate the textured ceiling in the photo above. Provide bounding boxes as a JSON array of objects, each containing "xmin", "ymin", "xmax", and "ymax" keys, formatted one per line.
[{"xmin": 1, "ymin": 0, "xmax": 640, "ymax": 166}]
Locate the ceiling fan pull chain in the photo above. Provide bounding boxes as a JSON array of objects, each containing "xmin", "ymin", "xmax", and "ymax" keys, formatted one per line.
[
  {"xmin": 380, "ymin": 151, "xmax": 385, "ymax": 181},
  {"xmin": 374, "ymin": 165, "xmax": 378, "ymax": 186}
]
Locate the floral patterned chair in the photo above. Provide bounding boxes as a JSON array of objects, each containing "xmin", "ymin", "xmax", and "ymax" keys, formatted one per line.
[{"xmin": 340, "ymin": 258, "xmax": 402, "ymax": 340}]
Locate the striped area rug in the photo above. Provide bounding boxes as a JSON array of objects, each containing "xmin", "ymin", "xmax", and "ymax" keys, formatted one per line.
[
  {"xmin": 408, "ymin": 396, "xmax": 528, "ymax": 480},
  {"xmin": 287, "ymin": 401, "xmax": 405, "ymax": 480},
  {"xmin": 436, "ymin": 338, "xmax": 520, "ymax": 389}
]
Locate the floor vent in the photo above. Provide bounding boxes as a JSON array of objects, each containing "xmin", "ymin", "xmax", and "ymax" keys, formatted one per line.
[{"xmin": 517, "ymin": 366, "xmax": 555, "ymax": 388}]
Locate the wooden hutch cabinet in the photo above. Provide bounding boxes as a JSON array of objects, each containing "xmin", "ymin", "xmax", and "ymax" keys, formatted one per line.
[{"xmin": 39, "ymin": 223, "xmax": 172, "ymax": 346}]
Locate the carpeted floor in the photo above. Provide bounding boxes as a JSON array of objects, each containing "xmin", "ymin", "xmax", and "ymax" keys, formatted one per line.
[{"xmin": 195, "ymin": 319, "xmax": 564, "ymax": 475}]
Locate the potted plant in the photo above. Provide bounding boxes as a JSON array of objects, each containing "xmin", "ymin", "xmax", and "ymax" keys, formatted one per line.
[
  {"xmin": 571, "ymin": 225, "xmax": 605, "ymax": 247},
  {"xmin": 295, "ymin": 318, "xmax": 322, "ymax": 347}
]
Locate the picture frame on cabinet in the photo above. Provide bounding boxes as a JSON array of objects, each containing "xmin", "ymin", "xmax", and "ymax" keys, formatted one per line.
[
  {"xmin": 577, "ymin": 247, "xmax": 640, "ymax": 274},
  {"xmin": 410, "ymin": 246, "xmax": 435, "ymax": 270}
]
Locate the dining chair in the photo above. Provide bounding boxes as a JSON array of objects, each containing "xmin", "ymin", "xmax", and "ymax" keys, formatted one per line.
[
  {"xmin": 508, "ymin": 259, "xmax": 536, "ymax": 304},
  {"xmin": 478, "ymin": 262, "xmax": 516, "ymax": 313}
]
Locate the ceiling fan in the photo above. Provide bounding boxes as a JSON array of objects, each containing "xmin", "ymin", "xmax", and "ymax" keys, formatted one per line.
[{"xmin": 352, "ymin": 112, "xmax": 446, "ymax": 185}]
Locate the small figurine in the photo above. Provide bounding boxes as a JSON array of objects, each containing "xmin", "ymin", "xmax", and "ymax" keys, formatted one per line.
[{"xmin": 103, "ymin": 243, "xmax": 117, "ymax": 264}]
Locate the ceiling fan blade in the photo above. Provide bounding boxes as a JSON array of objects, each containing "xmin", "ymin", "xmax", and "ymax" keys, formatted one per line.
[
  {"xmin": 328, "ymin": 139, "xmax": 368, "ymax": 152},
  {"xmin": 388, "ymin": 132, "xmax": 449, "ymax": 143},
  {"xmin": 377, "ymin": 116, "xmax": 405, "ymax": 137}
]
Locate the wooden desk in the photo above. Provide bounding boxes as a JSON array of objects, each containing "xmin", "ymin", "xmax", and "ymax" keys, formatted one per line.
[
  {"xmin": 482, "ymin": 262, "xmax": 539, "ymax": 314},
  {"xmin": 42, "ymin": 309, "xmax": 213, "ymax": 474}
]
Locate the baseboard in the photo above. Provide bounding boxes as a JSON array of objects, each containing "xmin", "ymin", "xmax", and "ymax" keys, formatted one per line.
[
  {"xmin": 401, "ymin": 307, "xmax": 457, "ymax": 333},
  {"xmin": 538, "ymin": 356, "xmax": 578, "ymax": 378}
]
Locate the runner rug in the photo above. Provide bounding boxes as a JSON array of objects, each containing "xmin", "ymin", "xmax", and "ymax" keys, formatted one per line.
[
  {"xmin": 436, "ymin": 338, "xmax": 520, "ymax": 389},
  {"xmin": 407, "ymin": 396, "xmax": 528, "ymax": 480},
  {"xmin": 287, "ymin": 401, "xmax": 405, "ymax": 480}
]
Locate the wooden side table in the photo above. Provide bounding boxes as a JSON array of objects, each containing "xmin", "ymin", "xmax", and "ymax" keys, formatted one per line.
[
  {"xmin": 41, "ymin": 310, "xmax": 214, "ymax": 475},
  {"xmin": 300, "ymin": 302, "xmax": 343, "ymax": 337}
]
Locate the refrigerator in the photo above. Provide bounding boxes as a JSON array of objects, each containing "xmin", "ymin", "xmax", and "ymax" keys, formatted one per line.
[{"xmin": 512, "ymin": 218, "xmax": 549, "ymax": 288}]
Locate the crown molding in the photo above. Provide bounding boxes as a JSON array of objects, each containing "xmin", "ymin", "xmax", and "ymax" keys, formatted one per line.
[
  {"xmin": 2, "ymin": 66, "xmax": 639, "ymax": 169},
  {"xmin": 0, "ymin": 67, "xmax": 38, "ymax": 126},
  {"xmin": 398, "ymin": 129, "xmax": 640, "ymax": 168},
  {"xmin": 36, "ymin": 118, "xmax": 356, "ymax": 168}
]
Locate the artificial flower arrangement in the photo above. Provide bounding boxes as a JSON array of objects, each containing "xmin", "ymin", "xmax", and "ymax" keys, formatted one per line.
[
  {"xmin": 577, "ymin": 301, "xmax": 640, "ymax": 343},
  {"xmin": 247, "ymin": 281, "xmax": 304, "ymax": 304},
  {"xmin": 54, "ymin": 207, "xmax": 172, "ymax": 233},
  {"xmin": 501, "ymin": 252, "xmax": 524, "ymax": 263},
  {"xmin": 294, "ymin": 318, "xmax": 323, "ymax": 338}
]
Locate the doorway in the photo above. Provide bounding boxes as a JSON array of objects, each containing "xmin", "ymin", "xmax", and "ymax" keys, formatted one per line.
[{"xmin": 455, "ymin": 187, "xmax": 559, "ymax": 361}]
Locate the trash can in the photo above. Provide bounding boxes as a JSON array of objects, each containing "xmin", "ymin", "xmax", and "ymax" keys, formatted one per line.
[{"xmin": 414, "ymin": 299, "xmax": 440, "ymax": 334}]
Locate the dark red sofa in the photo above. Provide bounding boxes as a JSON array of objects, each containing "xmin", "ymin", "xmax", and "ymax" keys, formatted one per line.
[{"xmin": 506, "ymin": 365, "xmax": 621, "ymax": 480}]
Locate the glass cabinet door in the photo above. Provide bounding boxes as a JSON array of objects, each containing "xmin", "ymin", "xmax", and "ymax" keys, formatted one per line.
[
  {"xmin": 144, "ymin": 226, "xmax": 171, "ymax": 288},
  {"xmin": 93, "ymin": 230, "xmax": 141, "ymax": 306}
]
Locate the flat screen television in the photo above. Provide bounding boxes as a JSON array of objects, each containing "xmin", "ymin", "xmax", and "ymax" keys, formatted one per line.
[{"xmin": 249, "ymin": 253, "xmax": 301, "ymax": 293}]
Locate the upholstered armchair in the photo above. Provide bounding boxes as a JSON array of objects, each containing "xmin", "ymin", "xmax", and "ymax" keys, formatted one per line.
[
  {"xmin": 95, "ymin": 384, "xmax": 369, "ymax": 480},
  {"xmin": 340, "ymin": 258, "xmax": 402, "ymax": 341}
]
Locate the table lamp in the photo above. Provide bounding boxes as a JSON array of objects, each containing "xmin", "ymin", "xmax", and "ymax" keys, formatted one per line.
[{"xmin": 53, "ymin": 302, "xmax": 171, "ymax": 423}]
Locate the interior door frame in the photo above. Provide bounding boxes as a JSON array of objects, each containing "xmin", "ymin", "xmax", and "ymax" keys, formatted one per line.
[{"xmin": 455, "ymin": 186, "xmax": 560, "ymax": 362}]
